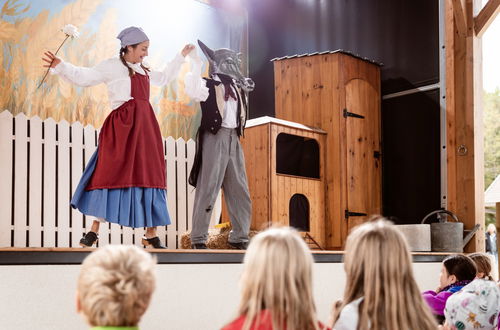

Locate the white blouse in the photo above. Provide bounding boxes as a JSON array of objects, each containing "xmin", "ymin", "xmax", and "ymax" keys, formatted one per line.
[{"xmin": 50, "ymin": 53, "xmax": 186, "ymax": 110}]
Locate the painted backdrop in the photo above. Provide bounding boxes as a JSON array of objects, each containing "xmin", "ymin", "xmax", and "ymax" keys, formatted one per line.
[{"xmin": 0, "ymin": 0, "xmax": 247, "ymax": 139}]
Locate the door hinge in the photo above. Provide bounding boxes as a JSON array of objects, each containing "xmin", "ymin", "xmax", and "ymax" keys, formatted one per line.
[
  {"xmin": 343, "ymin": 108, "xmax": 365, "ymax": 119},
  {"xmin": 345, "ymin": 210, "xmax": 368, "ymax": 219}
]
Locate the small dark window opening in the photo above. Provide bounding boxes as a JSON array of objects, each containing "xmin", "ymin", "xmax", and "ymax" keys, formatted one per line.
[
  {"xmin": 276, "ymin": 133, "xmax": 319, "ymax": 179},
  {"xmin": 289, "ymin": 194, "xmax": 310, "ymax": 231}
]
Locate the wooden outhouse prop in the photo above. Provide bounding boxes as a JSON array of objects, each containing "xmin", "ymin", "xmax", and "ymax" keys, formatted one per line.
[
  {"xmin": 272, "ymin": 50, "xmax": 382, "ymax": 249},
  {"xmin": 237, "ymin": 117, "xmax": 327, "ymax": 249}
]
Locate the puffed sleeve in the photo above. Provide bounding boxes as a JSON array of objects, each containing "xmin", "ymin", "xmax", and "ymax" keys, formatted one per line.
[
  {"xmin": 49, "ymin": 58, "xmax": 110, "ymax": 87},
  {"xmin": 184, "ymin": 52, "xmax": 209, "ymax": 102},
  {"xmin": 149, "ymin": 53, "xmax": 186, "ymax": 86}
]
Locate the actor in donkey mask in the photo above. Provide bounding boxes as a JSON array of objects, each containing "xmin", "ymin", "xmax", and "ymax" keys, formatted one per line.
[{"xmin": 184, "ymin": 40, "xmax": 254, "ymax": 249}]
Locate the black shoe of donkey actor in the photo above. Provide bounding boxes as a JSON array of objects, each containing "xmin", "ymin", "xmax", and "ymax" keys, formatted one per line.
[
  {"xmin": 228, "ymin": 241, "xmax": 248, "ymax": 250},
  {"xmin": 142, "ymin": 236, "xmax": 166, "ymax": 249},
  {"xmin": 191, "ymin": 243, "xmax": 208, "ymax": 249},
  {"xmin": 80, "ymin": 232, "xmax": 98, "ymax": 247}
]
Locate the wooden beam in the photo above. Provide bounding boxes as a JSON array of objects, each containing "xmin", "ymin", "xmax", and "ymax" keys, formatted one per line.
[
  {"xmin": 446, "ymin": 0, "xmax": 485, "ymax": 252},
  {"xmin": 474, "ymin": 0, "xmax": 500, "ymax": 37},
  {"xmin": 497, "ymin": 202, "xmax": 500, "ymax": 278},
  {"xmin": 451, "ymin": 0, "xmax": 468, "ymax": 37}
]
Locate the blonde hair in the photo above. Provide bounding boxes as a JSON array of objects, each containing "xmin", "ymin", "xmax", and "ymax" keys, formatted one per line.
[
  {"xmin": 332, "ymin": 219, "xmax": 437, "ymax": 330},
  {"xmin": 469, "ymin": 252, "xmax": 494, "ymax": 281},
  {"xmin": 237, "ymin": 227, "xmax": 320, "ymax": 330},
  {"xmin": 487, "ymin": 223, "xmax": 496, "ymax": 234},
  {"xmin": 77, "ymin": 245, "xmax": 156, "ymax": 327}
]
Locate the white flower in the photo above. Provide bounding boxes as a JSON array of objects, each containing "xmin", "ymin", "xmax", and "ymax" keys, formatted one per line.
[{"xmin": 61, "ymin": 24, "xmax": 79, "ymax": 38}]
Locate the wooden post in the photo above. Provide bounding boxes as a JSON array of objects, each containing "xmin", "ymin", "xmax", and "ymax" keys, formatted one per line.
[
  {"xmin": 497, "ymin": 202, "xmax": 500, "ymax": 276},
  {"xmin": 445, "ymin": 0, "xmax": 485, "ymax": 252}
]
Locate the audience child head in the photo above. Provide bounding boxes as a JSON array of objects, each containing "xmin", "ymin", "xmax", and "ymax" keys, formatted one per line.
[
  {"xmin": 469, "ymin": 252, "xmax": 494, "ymax": 281},
  {"xmin": 439, "ymin": 254, "xmax": 477, "ymax": 289},
  {"xmin": 76, "ymin": 245, "xmax": 156, "ymax": 328},
  {"xmin": 442, "ymin": 279, "xmax": 500, "ymax": 330},
  {"xmin": 422, "ymin": 253, "xmax": 477, "ymax": 323},
  {"xmin": 331, "ymin": 218, "xmax": 437, "ymax": 330},
  {"xmin": 222, "ymin": 227, "xmax": 325, "ymax": 330}
]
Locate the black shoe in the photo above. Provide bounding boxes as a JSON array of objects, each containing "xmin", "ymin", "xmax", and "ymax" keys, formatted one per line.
[
  {"xmin": 191, "ymin": 243, "xmax": 208, "ymax": 249},
  {"xmin": 80, "ymin": 232, "xmax": 98, "ymax": 247},
  {"xmin": 228, "ymin": 241, "xmax": 248, "ymax": 250},
  {"xmin": 141, "ymin": 236, "xmax": 166, "ymax": 249}
]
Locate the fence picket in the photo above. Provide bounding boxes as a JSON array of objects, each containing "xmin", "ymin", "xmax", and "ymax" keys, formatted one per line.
[
  {"xmin": 176, "ymin": 138, "xmax": 188, "ymax": 246},
  {"xmin": 13, "ymin": 114, "xmax": 28, "ymax": 247},
  {"xmin": 0, "ymin": 111, "xmax": 13, "ymax": 247},
  {"xmin": 70, "ymin": 122, "xmax": 84, "ymax": 247},
  {"xmin": 165, "ymin": 137, "xmax": 177, "ymax": 249},
  {"xmin": 186, "ymin": 139, "xmax": 196, "ymax": 233},
  {"xmin": 28, "ymin": 116, "xmax": 43, "ymax": 247},
  {"xmin": 43, "ymin": 118, "xmax": 57, "ymax": 247},
  {"xmin": 57, "ymin": 120, "xmax": 71, "ymax": 247}
]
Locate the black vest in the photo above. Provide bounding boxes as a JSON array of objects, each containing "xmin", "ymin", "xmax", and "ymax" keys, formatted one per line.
[{"xmin": 188, "ymin": 76, "xmax": 248, "ymax": 187}]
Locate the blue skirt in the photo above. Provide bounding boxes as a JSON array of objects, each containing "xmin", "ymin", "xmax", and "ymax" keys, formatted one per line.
[{"xmin": 71, "ymin": 149, "xmax": 171, "ymax": 228}]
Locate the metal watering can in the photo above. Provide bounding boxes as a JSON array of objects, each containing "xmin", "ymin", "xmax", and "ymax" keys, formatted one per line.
[{"xmin": 421, "ymin": 210, "xmax": 480, "ymax": 252}]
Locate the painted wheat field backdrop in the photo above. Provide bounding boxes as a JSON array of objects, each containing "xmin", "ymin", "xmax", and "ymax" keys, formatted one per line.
[{"xmin": 0, "ymin": 0, "xmax": 247, "ymax": 140}]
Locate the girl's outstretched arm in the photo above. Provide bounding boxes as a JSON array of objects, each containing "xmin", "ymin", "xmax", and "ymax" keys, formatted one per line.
[
  {"xmin": 43, "ymin": 51, "xmax": 107, "ymax": 87},
  {"xmin": 183, "ymin": 49, "xmax": 209, "ymax": 102}
]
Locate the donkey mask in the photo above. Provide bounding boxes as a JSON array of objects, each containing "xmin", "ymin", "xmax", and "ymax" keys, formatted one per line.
[{"xmin": 198, "ymin": 39, "xmax": 255, "ymax": 93}]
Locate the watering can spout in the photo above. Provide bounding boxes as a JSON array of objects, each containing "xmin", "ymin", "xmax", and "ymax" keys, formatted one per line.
[{"xmin": 462, "ymin": 224, "xmax": 481, "ymax": 249}]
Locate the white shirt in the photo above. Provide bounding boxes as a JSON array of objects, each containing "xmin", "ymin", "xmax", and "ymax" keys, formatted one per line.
[
  {"xmin": 50, "ymin": 54, "xmax": 185, "ymax": 110},
  {"xmin": 334, "ymin": 297, "xmax": 365, "ymax": 330},
  {"xmin": 183, "ymin": 52, "xmax": 238, "ymax": 129}
]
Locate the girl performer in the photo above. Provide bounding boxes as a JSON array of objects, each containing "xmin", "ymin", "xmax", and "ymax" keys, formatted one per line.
[{"xmin": 43, "ymin": 26, "xmax": 194, "ymax": 248}]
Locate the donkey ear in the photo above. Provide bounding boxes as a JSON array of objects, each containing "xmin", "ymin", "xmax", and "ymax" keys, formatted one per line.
[{"xmin": 197, "ymin": 40, "xmax": 215, "ymax": 61}]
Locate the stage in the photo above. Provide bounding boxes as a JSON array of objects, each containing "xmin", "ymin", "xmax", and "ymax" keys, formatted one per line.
[{"xmin": 0, "ymin": 248, "xmax": 448, "ymax": 330}]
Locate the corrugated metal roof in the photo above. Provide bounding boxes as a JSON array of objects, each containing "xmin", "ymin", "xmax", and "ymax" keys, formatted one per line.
[
  {"xmin": 485, "ymin": 174, "xmax": 500, "ymax": 207},
  {"xmin": 271, "ymin": 49, "xmax": 383, "ymax": 66}
]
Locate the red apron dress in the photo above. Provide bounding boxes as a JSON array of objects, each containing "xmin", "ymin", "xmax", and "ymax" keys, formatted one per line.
[
  {"xmin": 70, "ymin": 72, "xmax": 171, "ymax": 228},
  {"xmin": 87, "ymin": 72, "xmax": 165, "ymax": 190}
]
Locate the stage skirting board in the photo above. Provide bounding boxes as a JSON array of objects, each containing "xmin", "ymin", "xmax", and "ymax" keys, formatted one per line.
[{"xmin": 0, "ymin": 249, "xmax": 446, "ymax": 330}]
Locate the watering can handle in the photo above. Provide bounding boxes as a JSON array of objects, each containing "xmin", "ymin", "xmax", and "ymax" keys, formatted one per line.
[
  {"xmin": 462, "ymin": 224, "xmax": 481, "ymax": 249},
  {"xmin": 421, "ymin": 210, "xmax": 460, "ymax": 224}
]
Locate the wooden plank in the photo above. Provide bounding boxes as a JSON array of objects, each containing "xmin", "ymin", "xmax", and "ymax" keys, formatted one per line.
[
  {"xmin": 110, "ymin": 223, "xmax": 121, "ymax": 245},
  {"xmin": 43, "ymin": 118, "xmax": 57, "ymax": 247},
  {"xmin": 13, "ymin": 114, "xmax": 28, "ymax": 247},
  {"xmin": 446, "ymin": 0, "xmax": 458, "ymax": 216},
  {"xmin": 134, "ymin": 227, "xmax": 146, "ymax": 247},
  {"xmin": 70, "ymin": 121, "xmax": 84, "ymax": 247},
  {"xmin": 28, "ymin": 116, "xmax": 43, "ymax": 247},
  {"xmin": 57, "ymin": 120, "xmax": 71, "ymax": 247},
  {"xmin": 122, "ymin": 226, "xmax": 134, "ymax": 245},
  {"xmin": 446, "ymin": 0, "xmax": 484, "ymax": 252},
  {"xmin": 270, "ymin": 125, "xmax": 279, "ymax": 227},
  {"xmin": 165, "ymin": 136, "xmax": 177, "ymax": 249},
  {"xmin": 474, "ymin": 0, "xmax": 500, "ymax": 37},
  {"xmin": 451, "ymin": 0, "xmax": 468, "ymax": 37},
  {"xmin": 321, "ymin": 54, "xmax": 343, "ymax": 249},
  {"xmin": 0, "ymin": 111, "xmax": 13, "ymax": 247},
  {"xmin": 176, "ymin": 138, "xmax": 188, "ymax": 246},
  {"xmin": 186, "ymin": 139, "xmax": 196, "ymax": 232},
  {"xmin": 497, "ymin": 202, "xmax": 500, "ymax": 276}
]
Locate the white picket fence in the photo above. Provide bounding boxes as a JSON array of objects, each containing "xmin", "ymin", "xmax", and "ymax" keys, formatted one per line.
[{"xmin": 0, "ymin": 110, "xmax": 221, "ymax": 249}]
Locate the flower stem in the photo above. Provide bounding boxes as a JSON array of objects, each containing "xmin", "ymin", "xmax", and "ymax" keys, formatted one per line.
[{"xmin": 37, "ymin": 35, "xmax": 70, "ymax": 90}]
